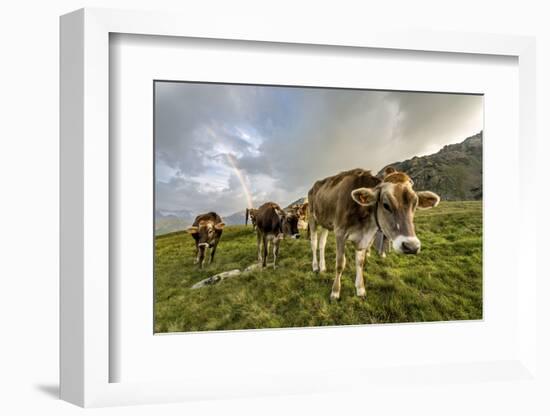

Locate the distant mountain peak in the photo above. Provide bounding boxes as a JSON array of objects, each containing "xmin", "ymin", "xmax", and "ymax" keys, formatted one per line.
[
  {"xmin": 285, "ymin": 197, "xmax": 307, "ymax": 208},
  {"xmin": 378, "ymin": 131, "xmax": 483, "ymax": 200}
]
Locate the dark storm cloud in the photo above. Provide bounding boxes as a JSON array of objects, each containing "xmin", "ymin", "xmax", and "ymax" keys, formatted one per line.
[{"xmin": 155, "ymin": 82, "xmax": 482, "ymax": 217}]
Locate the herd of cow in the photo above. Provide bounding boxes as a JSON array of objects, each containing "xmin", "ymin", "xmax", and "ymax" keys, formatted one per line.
[{"xmin": 185, "ymin": 167, "xmax": 440, "ymax": 300}]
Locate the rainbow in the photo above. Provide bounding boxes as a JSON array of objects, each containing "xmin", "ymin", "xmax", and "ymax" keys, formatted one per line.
[
  {"xmin": 206, "ymin": 126, "xmax": 254, "ymax": 209},
  {"xmin": 224, "ymin": 153, "xmax": 254, "ymax": 209}
]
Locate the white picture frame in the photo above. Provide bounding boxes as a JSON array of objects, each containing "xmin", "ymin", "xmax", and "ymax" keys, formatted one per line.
[{"xmin": 60, "ymin": 8, "xmax": 538, "ymax": 408}]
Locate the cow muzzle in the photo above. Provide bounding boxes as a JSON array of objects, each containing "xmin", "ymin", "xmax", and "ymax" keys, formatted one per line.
[
  {"xmin": 393, "ymin": 236, "xmax": 421, "ymax": 255},
  {"xmin": 198, "ymin": 243, "xmax": 210, "ymax": 248}
]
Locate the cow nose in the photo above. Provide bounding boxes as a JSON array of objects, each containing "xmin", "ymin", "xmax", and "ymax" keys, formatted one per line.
[{"xmin": 401, "ymin": 240, "xmax": 419, "ymax": 254}]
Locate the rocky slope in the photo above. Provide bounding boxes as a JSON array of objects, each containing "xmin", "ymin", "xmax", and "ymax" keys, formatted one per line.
[{"xmin": 378, "ymin": 132, "xmax": 482, "ymax": 200}]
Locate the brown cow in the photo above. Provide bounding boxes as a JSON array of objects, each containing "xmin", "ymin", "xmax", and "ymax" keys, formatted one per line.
[
  {"xmin": 186, "ymin": 212, "xmax": 225, "ymax": 268},
  {"xmin": 308, "ymin": 167, "xmax": 440, "ymax": 300},
  {"xmin": 255, "ymin": 202, "xmax": 300, "ymax": 268}
]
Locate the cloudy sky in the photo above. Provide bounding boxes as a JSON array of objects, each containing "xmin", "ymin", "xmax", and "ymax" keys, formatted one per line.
[{"xmin": 155, "ymin": 82, "xmax": 483, "ymax": 217}]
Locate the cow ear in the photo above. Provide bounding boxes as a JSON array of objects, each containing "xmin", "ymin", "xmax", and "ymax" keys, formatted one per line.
[
  {"xmin": 417, "ymin": 191, "xmax": 440, "ymax": 209},
  {"xmin": 186, "ymin": 226, "xmax": 199, "ymax": 234},
  {"xmin": 384, "ymin": 167, "xmax": 396, "ymax": 176},
  {"xmin": 351, "ymin": 187, "xmax": 378, "ymax": 206},
  {"xmin": 214, "ymin": 222, "xmax": 225, "ymax": 230}
]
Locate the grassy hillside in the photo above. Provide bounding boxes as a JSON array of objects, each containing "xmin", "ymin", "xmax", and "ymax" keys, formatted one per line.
[
  {"xmin": 155, "ymin": 215, "xmax": 187, "ymax": 236},
  {"xmin": 155, "ymin": 201, "xmax": 482, "ymax": 332}
]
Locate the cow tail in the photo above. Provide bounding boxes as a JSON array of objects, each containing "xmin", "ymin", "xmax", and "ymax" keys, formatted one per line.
[{"xmin": 245, "ymin": 208, "xmax": 249, "ymax": 226}]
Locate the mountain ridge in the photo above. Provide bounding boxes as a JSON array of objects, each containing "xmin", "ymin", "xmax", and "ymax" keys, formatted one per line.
[{"xmin": 377, "ymin": 132, "xmax": 482, "ymax": 200}]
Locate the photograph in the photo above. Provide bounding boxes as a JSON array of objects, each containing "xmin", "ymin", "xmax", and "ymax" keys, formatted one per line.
[{"xmin": 154, "ymin": 81, "xmax": 483, "ymax": 333}]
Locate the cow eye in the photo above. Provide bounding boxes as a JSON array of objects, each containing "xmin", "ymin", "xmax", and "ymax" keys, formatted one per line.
[{"xmin": 383, "ymin": 202, "xmax": 392, "ymax": 212}]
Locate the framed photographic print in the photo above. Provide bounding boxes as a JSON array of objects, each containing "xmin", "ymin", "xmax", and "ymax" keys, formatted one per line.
[
  {"xmin": 60, "ymin": 8, "xmax": 539, "ymax": 408},
  {"xmin": 153, "ymin": 80, "xmax": 483, "ymax": 333}
]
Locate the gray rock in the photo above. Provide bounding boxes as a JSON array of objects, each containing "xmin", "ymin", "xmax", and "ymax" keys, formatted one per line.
[{"xmin": 191, "ymin": 269, "xmax": 242, "ymax": 289}]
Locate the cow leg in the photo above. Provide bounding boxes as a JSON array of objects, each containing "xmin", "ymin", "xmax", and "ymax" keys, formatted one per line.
[
  {"xmin": 382, "ymin": 237, "xmax": 392, "ymax": 258},
  {"xmin": 257, "ymin": 231, "xmax": 262, "ymax": 263},
  {"xmin": 272, "ymin": 238, "xmax": 281, "ymax": 269},
  {"xmin": 310, "ymin": 222, "xmax": 319, "ymax": 272},
  {"xmin": 355, "ymin": 248, "xmax": 367, "ymax": 298},
  {"xmin": 331, "ymin": 234, "xmax": 346, "ymax": 301},
  {"xmin": 194, "ymin": 242, "xmax": 200, "ymax": 264},
  {"xmin": 262, "ymin": 235, "xmax": 268, "ymax": 268},
  {"xmin": 318, "ymin": 228, "xmax": 329, "ymax": 273},
  {"xmin": 198, "ymin": 246, "xmax": 206, "ymax": 269},
  {"xmin": 209, "ymin": 243, "xmax": 217, "ymax": 264},
  {"xmin": 381, "ymin": 238, "xmax": 387, "ymax": 258}
]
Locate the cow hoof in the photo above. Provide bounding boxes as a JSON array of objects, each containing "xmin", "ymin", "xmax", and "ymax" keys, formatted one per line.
[
  {"xmin": 356, "ymin": 287, "xmax": 366, "ymax": 298},
  {"xmin": 319, "ymin": 267, "xmax": 327, "ymax": 273},
  {"xmin": 330, "ymin": 292, "xmax": 340, "ymax": 302}
]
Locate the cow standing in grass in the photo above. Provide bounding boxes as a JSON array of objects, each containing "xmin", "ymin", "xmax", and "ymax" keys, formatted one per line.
[
  {"xmin": 255, "ymin": 202, "xmax": 300, "ymax": 268},
  {"xmin": 186, "ymin": 212, "xmax": 225, "ymax": 269},
  {"xmin": 308, "ymin": 167, "xmax": 440, "ymax": 300}
]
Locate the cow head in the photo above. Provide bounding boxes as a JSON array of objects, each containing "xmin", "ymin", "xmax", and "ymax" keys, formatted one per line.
[
  {"xmin": 186, "ymin": 220, "xmax": 225, "ymax": 248},
  {"xmin": 283, "ymin": 211, "xmax": 301, "ymax": 239},
  {"xmin": 245, "ymin": 208, "xmax": 258, "ymax": 226},
  {"xmin": 293, "ymin": 202, "xmax": 309, "ymax": 230},
  {"xmin": 287, "ymin": 202, "xmax": 309, "ymax": 231},
  {"xmin": 350, "ymin": 167, "xmax": 440, "ymax": 254}
]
